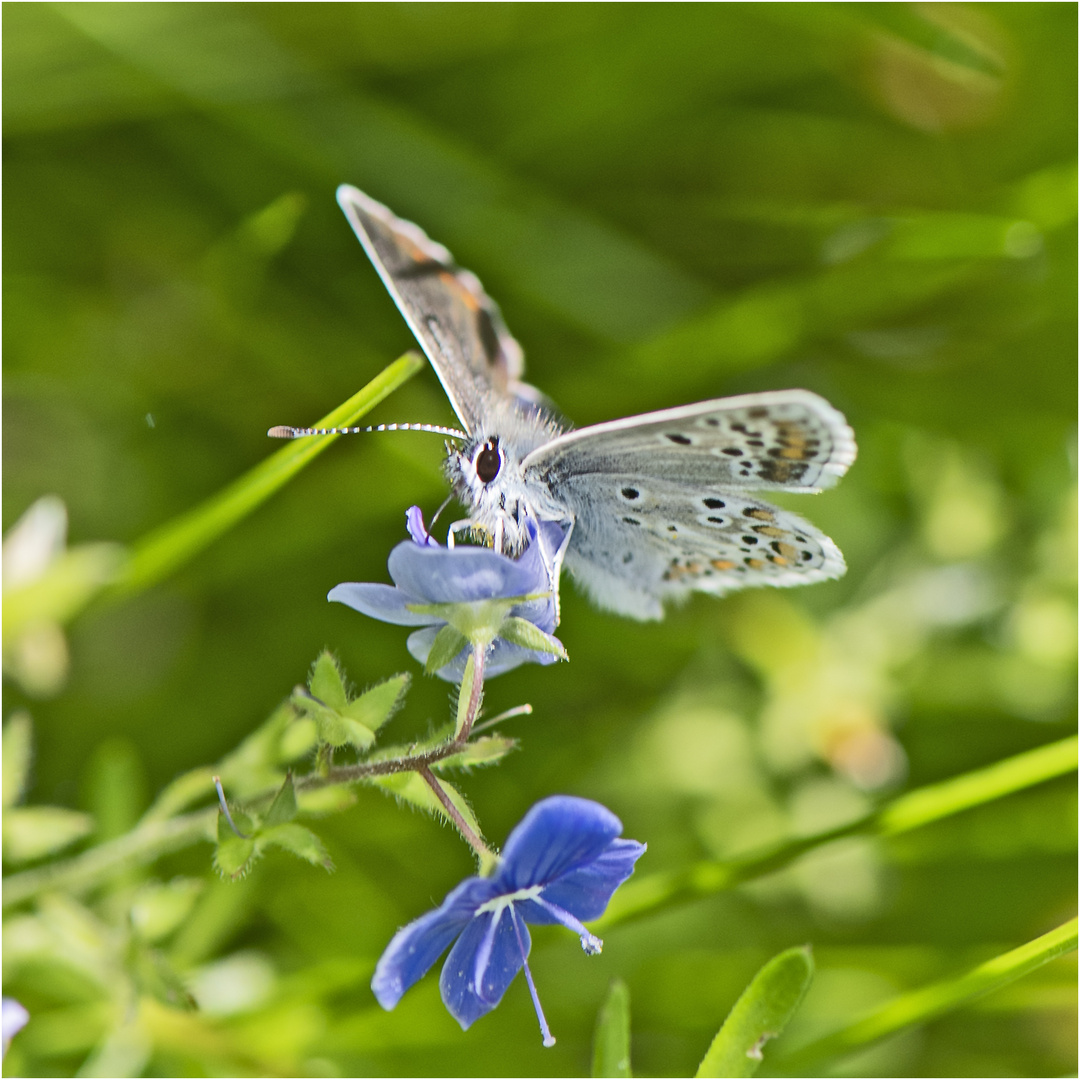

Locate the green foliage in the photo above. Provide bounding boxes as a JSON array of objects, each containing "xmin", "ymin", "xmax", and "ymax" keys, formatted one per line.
[
  {"xmin": 2, "ymin": 4, "xmax": 1075, "ymax": 1076},
  {"xmin": 592, "ymin": 979, "xmax": 632, "ymax": 1078},
  {"xmin": 426, "ymin": 624, "xmax": 469, "ymax": 675},
  {"xmin": 2, "ymin": 805, "xmax": 95, "ymax": 864},
  {"xmin": 292, "ymin": 651, "xmax": 409, "ymax": 751},
  {"xmin": 213, "ymin": 774, "xmax": 332, "ymax": 880},
  {"xmin": 695, "ymin": 946, "xmax": 814, "ymax": 1078},
  {"xmin": 2, "ymin": 712, "xmax": 33, "ymax": 808},
  {"xmin": 498, "ymin": 616, "xmax": 568, "ymax": 659}
]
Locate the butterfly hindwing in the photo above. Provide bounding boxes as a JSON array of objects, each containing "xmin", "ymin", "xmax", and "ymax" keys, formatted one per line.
[
  {"xmin": 523, "ymin": 390, "xmax": 855, "ymax": 493},
  {"xmin": 558, "ymin": 475, "xmax": 846, "ymax": 619},
  {"xmin": 337, "ymin": 185, "xmax": 523, "ymax": 434}
]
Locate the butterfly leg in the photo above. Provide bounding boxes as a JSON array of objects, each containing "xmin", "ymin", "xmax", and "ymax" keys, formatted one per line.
[
  {"xmin": 446, "ymin": 518, "xmax": 494, "ymax": 549},
  {"xmin": 445, "ymin": 519, "xmax": 470, "ymax": 549}
]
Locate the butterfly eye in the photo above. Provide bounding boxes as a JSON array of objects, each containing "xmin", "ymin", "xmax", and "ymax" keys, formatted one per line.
[{"xmin": 475, "ymin": 439, "xmax": 502, "ymax": 484}]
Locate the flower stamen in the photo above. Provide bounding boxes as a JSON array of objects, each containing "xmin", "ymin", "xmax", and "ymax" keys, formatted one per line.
[
  {"xmin": 532, "ymin": 895, "xmax": 603, "ymax": 955},
  {"xmin": 510, "ymin": 907, "xmax": 555, "ymax": 1048}
]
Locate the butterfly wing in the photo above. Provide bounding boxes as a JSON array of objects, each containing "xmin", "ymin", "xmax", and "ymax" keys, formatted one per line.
[
  {"xmin": 557, "ymin": 477, "xmax": 846, "ymax": 619},
  {"xmin": 337, "ymin": 185, "xmax": 524, "ymax": 434},
  {"xmin": 520, "ymin": 390, "xmax": 855, "ymax": 619},
  {"xmin": 522, "ymin": 390, "xmax": 855, "ymax": 492}
]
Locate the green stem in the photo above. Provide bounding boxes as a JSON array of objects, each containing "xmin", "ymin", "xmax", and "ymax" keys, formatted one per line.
[
  {"xmin": 2, "ymin": 810, "xmax": 216, "ymax": 909},
  {"xmin": 597, "ymin": 735, "xmax": 1078, "ymax": 929},
  {"xmin": 778, "ymin": 917, "xmax": 1078, "ymax": 1070},
  {"xmin": 416, "ymin": 765, "xmax": 492, "ymax": 861},
  {"xmin": 115, "ymin": 351, "xmax": 424, "ymax": 595},
  {"xmin": 3, "ymin": 713, "xmax": 489, "ymax": 908}
]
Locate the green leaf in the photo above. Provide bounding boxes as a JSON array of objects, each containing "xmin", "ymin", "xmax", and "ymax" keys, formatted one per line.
[
  {"xmin": 2, "ymin": 541, "xmax": 126, "ymax": 640},
  {"xmin": 369, "ymin": 772, "xmax": 483, "ymax": 839},
  {"xmin": 260, "ymin": 823, "xmax": 334, "ymax": 871},
  {"xmin": 778, "ymin": 918, "xmax": 1078, "ymax": 1072},
  {"xmin": 130, "ymin": 877, "xmax": 204, "ymax": 943},
  {"xmin": 2, "ymin": 711, "xmax": 33, "ymax": 809},
  {"xmin": 278, "ymin": 715, "xmax": 319, "ymax": 763},
  {"xmin": 432, "ymin": 736, "xmax": 517, "ymax": 772},
  {"xmin": 343, "ymin": 673, "xmax": 410, "ymax": 733},
  {"xmin": 308, "ymin": 651, "xmax": 348, "ymax": 711},
  {"xmin": 85, "ymin": 738, "xmax": 147, "ymax": 843},
  {"xmin": 262, "ymin": 774, "xmax": 298, "ymax": 827},
  {"xmin": 592, "ymin": 979, "xmax": 632, "ymax": 1078},
  {"xmin": 213, "ymin": 826, "xmax": 257, "ymax": 880},
  {"xmin": 215, "ymin": 701, "xmax": 294, "ymax": 798},
  {"xmin": 498, "ymin": 616, "xmax": 567, "ymax": 658},
  {"xmin": 140, "ymin": 767, "xmax": 216, "ymax": 823},
  {"xmin": 2, "ymin": 805, "xmax": 94, "ymax": 863},
  {"xmin": 127, "ymin": 937, "xmax": 197, "ymax": 1010},
  {"xmin": 340, "ymin": 716, "xmax": 378, "ymax": 752},
  {"xmin": 296, "ymin": 786, "xmax": 357, "ymax": 816},
  {"xmin": 425, "ymin": 624, "xmax": 468, "ymax": 675},
  {"xmin": 695, "ymin": 946, "xmax": 814, "ymax": 1078},
  {"xmin": 300, "ymin": 698, "xmax": 351, "ymax": 748}
]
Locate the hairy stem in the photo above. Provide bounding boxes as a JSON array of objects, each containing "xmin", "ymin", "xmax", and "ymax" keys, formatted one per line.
[
  {"xmin": 417, "ymin": 765, "xmax": 492, "ymax": 860},
  {"xmin": 459, "ymin": 643, "xmax": 485, "ymax": 742}
]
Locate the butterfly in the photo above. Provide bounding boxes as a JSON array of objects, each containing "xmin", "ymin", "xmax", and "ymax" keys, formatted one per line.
[{"xmin": 273, "ymin": 186, "xmax": 856, "ymax": 621}]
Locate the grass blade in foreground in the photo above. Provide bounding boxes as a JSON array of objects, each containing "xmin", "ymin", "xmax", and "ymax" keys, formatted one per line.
[
  {"xmin": 598, "ymin": 735, "xmax": 1077, "ymax": 928},
  {"xmin": 778, "ymin": 917, "xmax": 1078, "ymax": 1071},
  {"xmin": 2, "ymin": 352, "xmax": 423, "ymax": 640},
  {"xmin": 695, "ymin": 946, "xmax": 813, "ymax": 1078},
  {"xmin": 117, "ymin": 351, "xmax": 425, "ymax": 593},
  {"xmin": 592, "ymin": 979, "xmax": 632, "ymax": 1078}
]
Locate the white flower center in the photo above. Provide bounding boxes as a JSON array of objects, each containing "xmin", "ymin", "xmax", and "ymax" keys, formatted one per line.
[{"xmin": 475, "ymin": 884, "xmax": 543, "ymax": 915}]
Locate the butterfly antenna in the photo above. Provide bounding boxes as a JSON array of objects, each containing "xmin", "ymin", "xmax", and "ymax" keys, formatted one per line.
[{"xmin": 268, "ymin": 422, "xmax": 468, "ymax": 441}]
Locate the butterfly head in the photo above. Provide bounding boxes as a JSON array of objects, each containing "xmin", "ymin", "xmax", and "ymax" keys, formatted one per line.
[{"xmin": 445, "ymin": 434, "xmax": 523, "ymax": 554}]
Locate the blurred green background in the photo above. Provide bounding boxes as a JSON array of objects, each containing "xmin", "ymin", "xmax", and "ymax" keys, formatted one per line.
[{"xmin": 3, "ymin": 3, "xmax": 1076, "ymax": 1076}]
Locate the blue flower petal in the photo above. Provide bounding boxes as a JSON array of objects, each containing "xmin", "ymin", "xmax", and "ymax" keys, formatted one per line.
[
  {"xmin": 534, "ymin": 838, "xmax": 647, "ymax": 922},
  {"xmin": 327, "ymin": 582, "xmax": 436, "ymax": 626},
  {"xmin": 372, "ymin": 877, "xmax": 499, "ymax": 1010},
  {"xmin": 406, "ymin": 506, "xmax": 441, "ymax": 547},
  {"xmin": 440, "ymin": 906, "xmax": 531, "ymax": 1029},
  {"xmin": 407, "ymin": 628, "xmax": 563, "ymax": 683},
  {"xmin": 388, "ymin": 541, "xmax": 546, "ymax": 606},
  {"xmin": 495, "ymin": 797, "xmax": 624, "ymax": 893}
]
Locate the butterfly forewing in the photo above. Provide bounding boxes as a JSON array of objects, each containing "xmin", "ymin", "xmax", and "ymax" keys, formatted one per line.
[
  {"xmin": 559, "ymin": 476, "xmax": 845, "ymax": 619},
  {"xmin": 523, "ymin": 391, "xmax": 855, "ymax": 493},
  {"xmin": 336, "ymin": 185, "xmax": 524, "ymax": 434}
]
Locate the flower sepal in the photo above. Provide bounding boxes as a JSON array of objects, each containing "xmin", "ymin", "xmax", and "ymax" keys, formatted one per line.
[
  {"xmin": 213, "ymin": 774, "xmax": 333, "ymax": 880},
  {"xmin": 291, "ymin": 652, "xmax": 409, "ymax": 751}
]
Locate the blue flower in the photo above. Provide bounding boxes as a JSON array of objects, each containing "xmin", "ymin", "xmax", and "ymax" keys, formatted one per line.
[
  {"xmin": 372, "ymin": 796, "xmax": 646, "ymax": 1046},
  {"xmin": 329, "ymin": 508, "xmax": 567, "ymax": 681}
]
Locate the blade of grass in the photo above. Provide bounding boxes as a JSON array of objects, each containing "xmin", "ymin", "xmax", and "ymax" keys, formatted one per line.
[
  {"xmin": 3, "ymin": 352, "xmax": 424, "ymax": 642},
  {"xmin": 116, "ymin": 350, "xmax": 424, "ymax": 594},
  {"xmin": 592, "ymin": 979, "xmax": 632, "ymax": 1078},
  {"xmin": 597, "ymin": 735, "xmax": 1077, "ymax": 929},
  {"xmin": 777, "ymin": 918, "xmax": 1078, "ymax": 1071}
]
